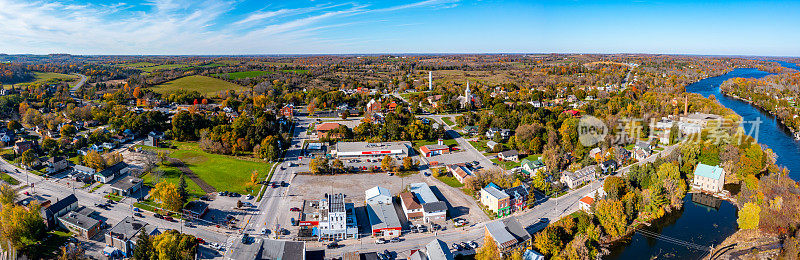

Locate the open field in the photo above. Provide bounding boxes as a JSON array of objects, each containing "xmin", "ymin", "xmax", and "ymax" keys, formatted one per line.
[
  {"xmin": 141, "ymin": 165, "xmax": 206, "ymax": 197},
  {"xmin": 213, "ymin": 71, "xmax": 274, "ymax": 80},
  {"xmin": 3, "ymin": 72, "xmax": 79, "ymax": 88},
  {"xmin": 142, "ymin": 142, "xmax": 272, "ymax": 195},
  {"xmin": 428, "ymin": 69, "xmax": 518, "ymax": 86},
  {"xmin": 120, "ymin": 62, "xmax": 190, "ymax": 72},
  {"xmin": 151, "ymin": 75, "xmax": 243, "ymax": 96}
]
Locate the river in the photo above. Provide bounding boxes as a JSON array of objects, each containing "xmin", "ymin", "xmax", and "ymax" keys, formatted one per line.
[{"xmin": 607, "ymin": 62, "xmax": 800, "ymax": 259}]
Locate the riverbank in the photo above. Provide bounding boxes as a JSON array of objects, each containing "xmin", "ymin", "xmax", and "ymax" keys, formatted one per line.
[
  {"xmin": 704, "ymin": 229, "xmax": 781, "ymax": 260},
  {"xmin": 720, "ymin": 90, "xmax": 800, "ymax": 140}
]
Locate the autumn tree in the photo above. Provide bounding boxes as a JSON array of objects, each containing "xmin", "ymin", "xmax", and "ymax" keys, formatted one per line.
[
  {"xmin": 330, "ymin": 159, "xmax": 344, "ymax": 174},
  {"xmin": 381, "ymin": 155, "xmax": 395, "ymax": 171},
  {"xmin": 475, "ymin": 235, "xmax": 501, "ymax": 260},
  {"xmin": 402, "ymin": 157, "xmax": 413, "ymax": 170},
  {"xmin": 737, "ymin": 202, "xmax": 760, "ymax": 229},
  {"xmin": 534, "ymin": 226, "xmax": 563, "ymax": 257},
  {"xmin": 150, "ymin": 181, "xmax": 183, "ymax": 212},
  {"xmin": 603, "ymin": 176, "xmax": 625, "ymax": 201},
  {"xmin": 309, "ymin": 157, "xmax": 329, "ymax": 174},
  {"xmin": 595, "ymin": 199, "xmax": 628, "ymax": 238},
  {"xmin": 83, "ymin": 150, "xmax": 107, "ymax": 171},
  {"xmin": 21, "ymin": 150, "xmax": 38, "ymax": 169},
  {"xmin": 151, "ymin": 230, "xmax": 198, "ymax": 260}
]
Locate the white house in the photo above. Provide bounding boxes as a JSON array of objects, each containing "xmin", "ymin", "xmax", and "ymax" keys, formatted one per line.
[{"xmin": 692, "ymin": 163, "xmax": 725, "ymax": 193}]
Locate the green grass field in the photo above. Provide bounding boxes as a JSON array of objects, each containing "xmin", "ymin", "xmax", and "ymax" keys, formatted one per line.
[
  {"xmin": 442, "ymin": 117, "xmax": 455, "ymax": 126},
  {"xmin": 435, "ymin": 175, "xmax": 464, "ymax": 188},
  {"xmin": 142, "ymin": 142, "xmax": 272, "ymax": 195},
  {"xmin": 413, "ymin": 138, "xmax": 458, "ymax": 149},
  {"xmin": 0, "ymin": 172, "xmax": 19, "ymax": 185},
  {"xmin": 3, "ymin": 72, "xmax": 79, "ymax": 88},
  {"xmin": 151, "ymin": 75, "xmax": 244, "ymax": 96},
  {"xmin": 491, "ymin": 158, "xmax": 521, "ymax": 170},
  {"xmin": 141, "ymin": 165, "xmax": 206, "ymax": 197},
  {"xmin": 213, "ymin": 71, "xmax": 275, "ymax": 80}
]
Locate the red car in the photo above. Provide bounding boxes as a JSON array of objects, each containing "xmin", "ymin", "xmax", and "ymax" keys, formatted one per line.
[
  {"xmin": 197, "ymin": 238, "xmax": 206, "ymax": 244},
  {"xmin": 163, "ymin": 216, "xmax": 174, "ymax": 222},
  {"xmin": 290, "ymin": 207, "xmax": 301, "ymax": 212}
]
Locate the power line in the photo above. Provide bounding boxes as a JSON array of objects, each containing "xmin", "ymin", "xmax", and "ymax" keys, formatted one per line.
[{"xmin": 635, "ymin": 228, "xmax": 710, "ymax": 252}]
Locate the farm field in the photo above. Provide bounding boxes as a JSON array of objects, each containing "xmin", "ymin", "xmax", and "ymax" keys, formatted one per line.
[
  {"xmin": 213, "ymin": 70, "xmax": 274, "ymax": 80},
  {"xmin": 151, "ymin": 75, "xmax": 243, "ymax": 96},
  {"xmin": 3, "ymin": 72, "xmax": 79, "ymax": 88}
]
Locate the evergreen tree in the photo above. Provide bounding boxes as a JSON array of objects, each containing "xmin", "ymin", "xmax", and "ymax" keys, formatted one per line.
[
  {"xmin": 131, "ymin": 231, "xmax": 153, "ymax": 260},
  {"xmin": 178, "ymin": 174, "xmax": 188, "ymax": 204}
]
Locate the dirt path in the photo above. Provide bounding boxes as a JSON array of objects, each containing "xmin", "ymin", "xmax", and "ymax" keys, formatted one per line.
[{"xmin": 168, "ymin": 158, "xmax": 216, "ymax": 193}]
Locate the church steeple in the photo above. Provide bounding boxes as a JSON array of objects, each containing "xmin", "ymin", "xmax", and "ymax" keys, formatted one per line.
[{"xmin": 465, "ymin": 81, "xmax": 471, "ymax": 97}]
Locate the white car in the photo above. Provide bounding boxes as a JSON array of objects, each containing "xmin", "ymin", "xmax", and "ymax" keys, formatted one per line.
[
  {"xmin": 261, "ymin": 228, "xmax": 269, "ymax": 235},
  {"xmin": 209, "ymin": 242, "xmax": 220, "ymax": 250}
]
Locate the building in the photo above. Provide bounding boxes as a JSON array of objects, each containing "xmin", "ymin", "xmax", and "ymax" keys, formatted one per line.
[
  {"xmin": 680, "ymin": 113, "xmax": 723, "ymax": 127},
  {"xmin": 280, "ymin": 104, "xmax": 294, "ymax": 118},
  {"xmin": 420, "ymin": 144, "xmax": 450, "ymax": 157},
  {"xmin": 484, "ymin": 216, "xmax": 531, "ymax": 254},
  {"xmin": 318, "ymin": 193, "xmax": 359, "ymax": 240},
  {"xmin": 560, "ymin": 166, "xmax": 596, "ymax": 189},
  {"xmin": 462, "ymin": 125, "xmax": 480, "ymax": 136},
  {"xmin": 58, "ymin": 211, "xmax": 101, "ymax": 239},
  {"xmin": 578, "ymin": 187, "xmax": 607, "ymax": 213},
  {"xmin": 520, "ymin": 158, "xmax": 546, "ymax": 177},
  {"xmin": 316, "ymin": 122, "xmax": 342, "ymax": 138},
  {"xmin": 42, "ymin": 194, "xmax": 79, "ymax": 229},
  {"xmin": 366, "ymin": 99, "xmax": 382, "ymax": 114},
  {"xmin": 144, "ymin": 132, "xmax": 162, "ymax": 147},
  {"xmin": 498, "ymin": 150, "xmax": 520, "ymax": 162},
  {"xmin": 332, "ymin": 141, "xmax": 411, "ymax": 159},
  {"xmin": 106, "ymin": 216, "xmax": 160, "ymax": 257},
  {"xmin": 486, "ymin": 141, "xmax": 499, "ymax": 151},
  {"xmin": 45, "ymin": 156, "xmax": 68, "ymax": 174},
  {"xmin": 94, "ymin": 161, "xmax": 129, "ymax": 183},
  {"xmin": 409, "ymin": 183, "xmax": 447, "ymax": 223},
  {"xmin": 600, "ymin": 159, "xmax": 618, "ymax": 173},
  {"xmin": 446, "ymin": 164, "xmax": 473, "ymax": 184},
  {"xmin": 365, "ymin": 186, "xmax": 392, "ymax": 205},
  {"xmin": 588, "ymin": 147, "xmax": 602, "ymax": 162},
  {"xmin": 409, "ymin": 239, "xmax": 455, "ymax": 260},
  {"xmin": 110, "ymin": 176, "xmax": 143, "ymax": 197},
  {"xmin": 692, "ymin": 163, "xmax": 726, "ymax": 193},
  {"xmin": 522, "ymin": 249, "xmax": 545, "ymax": 260},
  {"xmin": 14, "ymin": 140, "xmax": 34, "ymax": 154},
  {"xmin": 485, "ymin": 128, "xmax": 512, "ymax": 140},
  {"xmin": 227, "ymin": 237, "xmax": 306, "ymax": 260},
  {"xmin": 183, "ymin": 200, "xmax": 209, "ymax": 219},
  {"xmin": 305, "ymin": 142, "xmax": 327, "ymax": 156},
  {"xmin": 504, "ymin": 184, "xmax": 529, "ymax": 212},
  {"xmin": 366, "ymin": 203, "xmax": 402, "ymax": 237},
  {"xmin": 481, "ymin": 183, "xmax": 511, "ymax": 217},
  {"xmin": 633, "ymin": 141, "xmax": 652, "ymax": 161},
  {"xmin": 399, "ymin": 192, "xmax": 423, "ymax": 221}
]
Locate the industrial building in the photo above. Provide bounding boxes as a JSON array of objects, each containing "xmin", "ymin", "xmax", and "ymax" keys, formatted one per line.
[{"xmin": 332, "ymin": 142, "xmax": 411, "ymax": 159}]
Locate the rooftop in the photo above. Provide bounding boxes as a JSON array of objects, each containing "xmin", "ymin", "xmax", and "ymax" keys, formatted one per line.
[
  {"xmin": 422, "ymin": 201, "xmax": 447, "ymax": 213},
  {"xmin": 409, "ymin": 183, "xmax": 439, "ymax": 205},
  {"xmin": 485, "ymin": 216, "xmax": 530, "ymax": 249},
  {"xmin": 316, "ymin": 122, "xmax": 341, "ymax": 131},
  {"xmin": 366, "ymin": 203, "xmax": 402, "ymax": 230},
  {"xmin": 694, "ymin": 163, "xmax": 724, "ymax": 180},
  {"xmin": 482, "ymin": 185, "xmax": 509, "ymax": 200},
  {"xmin": 365, "ymin": 186, "xmax": 391, "ymax": 202},
  {"xmin": 425, "ymin": 239, "xmax": 454, "ymax": 260},
  {"xmin": 108, "ymin": 216, "xmax": 148, "ymax": 242},
  {"xmin": 58, "ymin": 211, "xmax": 100, "ymax": 231},
  {"xmin": 110, "ymin": 176, "xmax": 142, "ymax": 191},
  {"xmin": 335, "ymin": 141, "xmax": 411, "ymax": 154},
  {"xmin": 399, "ymin": 192, "xmax": 422, "ymax": 210}
]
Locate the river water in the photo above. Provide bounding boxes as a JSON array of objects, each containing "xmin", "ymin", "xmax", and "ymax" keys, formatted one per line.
[{"xmin": 606, "ymin": 62, "xmax": 800, "ymax": 259}]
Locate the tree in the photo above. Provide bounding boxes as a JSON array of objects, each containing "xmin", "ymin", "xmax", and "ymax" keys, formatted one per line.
[
  {"xmin": 381, "ymin": 155, "xmax": 395, "ymax": 171},
  {"xmin": 178, "ymin": 174, "xmax": 188, "ymax": 204},
  {"xmin": 131, "ymin": 231, "xmax": 153, "ymax": 260},
  {"xmin": 534, "ymin": 226, "xmax": 563, "ymax": 257},
  {"xmin": 309, "ymin": 157, "xmax": 329, "ymax": 174},
  {"xmin": 595, "ymin": 199, "xmax": 627, "ymax": 238},
  {"xmin": 402, "ymin": 157, "xmax": 413, "ymax": 170},
  {"xmin": 330, "ymin": 159, "xmax": 344, "ymax": 173},
  {"xmin": 150, "ymin": 181, "xmax": 183, "ymax": 212},
  {"xmin": 41, "ymin": 138, "xmax": 58, "ymax": 155},
  {"xmin": 0, "ymin": 202, "xmax": 46, "ymax": 259},
  {"xmin": 21, "ymin": 149, "xmax": 37, "ymax": 169},
  {"xmin": 83, "ymin": 150, "xmax": 106, "ymax": 171},
  {"xmin": 603, "ymin": 176, "xmax": 625, "ymax": 201},
  {"xmin": 151, "ymin": 230, "xmax": 198, "ymax": 260},
  {"xmin": 59, "ymin": 124, "xmax": 78, "ymax": 138},
  {"xmin": 0, "ymin": 183, "xmax": 16, "ymax": 205},
  {"xmin": 737, "ymin": 202, "xmax": 761, "ymax": 229},
  {"xmin": 475, "ymin": 235, "xmax": 501, "ymax": 260},
  {"xmin": 6, "ymin": 121, "xmax": 21, "ymax": 132}
]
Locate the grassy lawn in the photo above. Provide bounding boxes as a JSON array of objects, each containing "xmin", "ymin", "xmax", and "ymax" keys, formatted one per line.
[
  {"xmin": 281, "ymin": 69, "xmax": 309, "ymax": 74},
  {"xmin": 89, "ymin": 183, "xmax": 104, "ymax": 193},
  {"xmin": 145, "ymin": 142, "xmax": 273, "ymax": 195},
  {"xmin": 435, "ymin": 175, "xmax": 464, "ymax": 188},
  {"xmin": 469, "ymin": 140, "xmax": 489, "ymax": 152},
  {"xmin": 29, "ymin": 230, "xmax": 73, "ymax": 259},
  {"xmin": 151, "ymin": 75, "xmax": 244, "ymax": 96},
  {"xmin": 491, "ymin": 158, "xmax": 521, "ymax": 170},
  {"xmin": 0, "ymin": 171, "xmax": 19, "ymax": 185},
  {"xmin": 442, "ymin": 117, "xmax": 455, "ymax": 126},
  {"xmin": 213, "ymin": 70, "xmax": 274, "ymax": 80},
  {"xmin": 141, "ymin": 165, "xmax": 205, "ymax": 198}
]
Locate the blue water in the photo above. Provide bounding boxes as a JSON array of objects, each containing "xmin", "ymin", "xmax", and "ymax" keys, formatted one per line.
[{"xmin": 607, "ymin": 61, "xmax": 800, "ymax": 259}]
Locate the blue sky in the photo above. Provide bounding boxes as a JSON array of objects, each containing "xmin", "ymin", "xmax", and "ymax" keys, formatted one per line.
[{"xmin": 0, "ymin": 0, "xmax": 798, "ymax": 56}]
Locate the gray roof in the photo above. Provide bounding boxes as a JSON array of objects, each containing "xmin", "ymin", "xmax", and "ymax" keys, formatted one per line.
[
  {"xmin": 499, "ymin": 150, "xmax": 519, "ymax": 157},
  {"xmin": 58, "ymin": 211, "xmax": 100, "ymax": 231},
  {"xmin": 421, "ymin": 144, "xmax": 449, "ymax": 151},
  {"xmin": 108, "ymin": 216, "xmax": 148, "ymax": 242},
  {"xmin": 110, "ymin": 176, "xmax": 142, "ymax": 191},
  {"xmin": 504, "ymin": 185, "xmax": 529, "ymax": 200},
  {"xmin": 73, "ymin": 165, "xmax": 95, "ymax": 174},
  {"xmin": 425, "ymin": 239, "xmax": 454, "ymax": 260},
  {"xmin": 261, "ymin": 239, "xmax": 305, "ymax": 260},
  {"xmin": 367, "ymin": 203, "xmax": 402, "ymax": 230},
  {"xmin": 98, "ymin": 161, "xmax": 128, "ymax": 178},
  {"xmin": 48, "ymin": 194, "xmax": 78, "ymax": 214},
  {"xmin": 335, "ymin": 141, "xmax": 410, "ymax": 154},
  {"xmin": 482, "ymin": 185, "xmax": 509, "ymax": 200},
  {"xmin": 485, "ymin": 216, "xmax": 530, "ymax": 249},
  {"xmin": 422, "ymin": 201, "xmax": 447, "ymax": 213},
  {"xmin": 184, "ymin": 200, "xmax": 208, "ymax": 215},
  {"xmin": 409, "ymin": 183, "xmax": 439, "ymax": 204}
]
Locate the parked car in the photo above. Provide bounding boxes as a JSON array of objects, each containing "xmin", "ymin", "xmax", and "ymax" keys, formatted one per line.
[
  {"xmin": 290, "ymin": 207, "xmax": 301, "ymax": 212},
  {"xmin": 261, "ymin": 228, "xmax": 269, "ymax": 235},
  {"xmin": 134, "ymin": 213, "xmax": 144, "ymax": 218},
  {"xmin": 326, "ymin": 242, "xmax": 340, "ymax": 249},
  {"xmin": 133, "ymin": 207, "xmax": 141, "ymax": 212},
  {"xmin": 390, "ymin": 237, "xmax": 401, "ymax": 243},
  {"xmin": 375, "ymin": 238, "xmax": 387, "ymax": 244},
  {"xmin": 154, "ymin": 213, "xmax": 163, "ymax": 219},
  {"xmin": 460, "ymin": 242, "xmax": 470, "ymax": 249},
  {"xmin": 452, "ymin": 243, "xmax": 462, "ymax": 251},
  {"xmin": 163, "ymin": 216, "xmax": 174, "ymax": 222},
  {"xmin": 468, "ymin": 241, "xmax": 478, "ymax": 249}
]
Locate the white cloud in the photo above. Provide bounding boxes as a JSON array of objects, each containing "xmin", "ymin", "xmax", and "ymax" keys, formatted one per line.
[{"xmin": 0, "ymin": 0, "xmax": 462, "ymax": 54}]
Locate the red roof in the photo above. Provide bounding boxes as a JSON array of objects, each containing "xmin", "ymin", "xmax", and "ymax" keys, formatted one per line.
[
  {"xmin": 579, "ymin": 196, "xmax": 594, "ymax": 205},
  {"xmin": 565, "ymin": 110, "xmax": 581, "ymax": 116},
  {"xmin": 316, "ymin": 122, "xmax": 341, "ymax": 131}
]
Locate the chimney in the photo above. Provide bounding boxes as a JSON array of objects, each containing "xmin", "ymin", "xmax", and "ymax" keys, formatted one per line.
[
  {"xmin": 428, "ymin": 71, "xmax": 433, "ymax": 91},
  {"xmin": 684, "ymin": 96, "xmax": 688, "ymax": 115}
]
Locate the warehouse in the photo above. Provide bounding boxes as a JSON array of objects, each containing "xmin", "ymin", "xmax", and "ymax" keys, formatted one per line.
[
  {"xmin": 366, "ymin": 203, "xmax": 402, "ymax": 238},
  {"xmin": 332, "ymin": 142, "xmax": 411, "ymax": 159}
]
